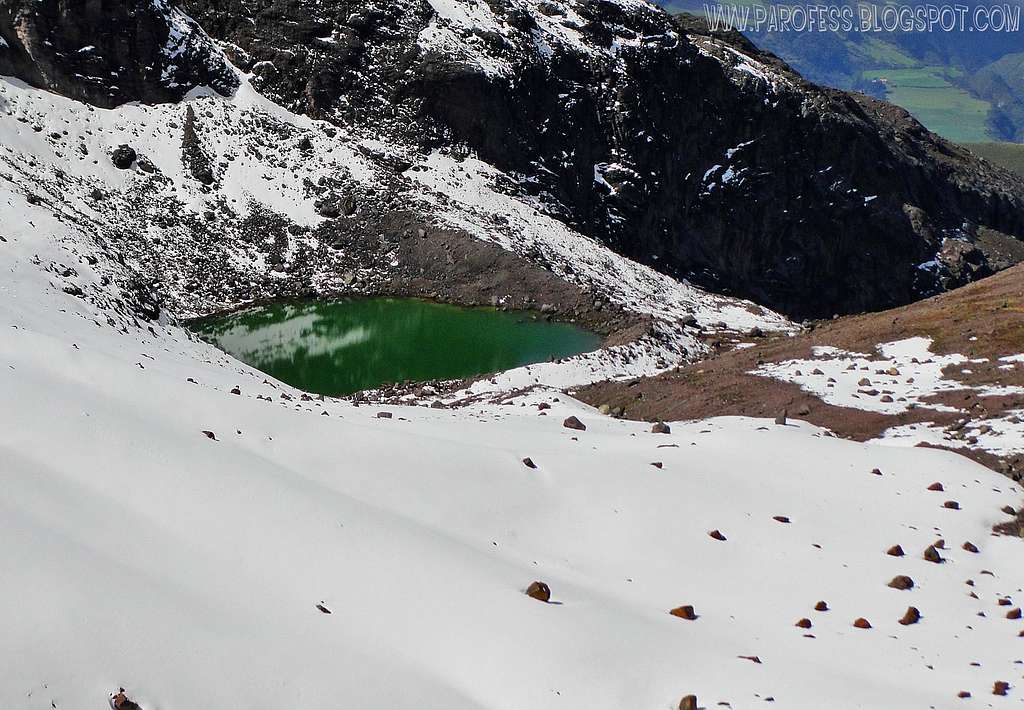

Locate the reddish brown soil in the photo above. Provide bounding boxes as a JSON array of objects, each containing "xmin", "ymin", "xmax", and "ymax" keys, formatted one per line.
[{"xmin": 575, "ymin": 264, "xmax": 1024, "ymax": 478}]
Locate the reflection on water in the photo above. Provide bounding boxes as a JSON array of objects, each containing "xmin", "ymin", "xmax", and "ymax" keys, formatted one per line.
[{"xmin": 191, "ymin": 298, "xmax": 602, "ymax": 396}]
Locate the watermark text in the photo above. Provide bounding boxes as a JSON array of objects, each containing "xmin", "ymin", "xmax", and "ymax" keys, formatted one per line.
[{"xmin": 704, "ymin": 3, "xmax": 1021, "ymax": 32}]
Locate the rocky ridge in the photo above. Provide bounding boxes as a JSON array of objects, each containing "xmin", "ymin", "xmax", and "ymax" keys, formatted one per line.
[{"xmin": 0, "ymin": 0, "xmax": 1022, "ymax": 326}]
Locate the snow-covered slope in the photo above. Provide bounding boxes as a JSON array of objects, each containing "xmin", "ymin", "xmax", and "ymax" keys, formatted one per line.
[
  {"xmin": 3, "ymin": 5, "xmax": 1024, "ymax": 706},
  {"xmin": 0, "ymin": 68, "xmax": 792, "ymax": 392},
  {"xmin": 4, "ymin": 119, "xmax": 1024, "ymax": 709}
]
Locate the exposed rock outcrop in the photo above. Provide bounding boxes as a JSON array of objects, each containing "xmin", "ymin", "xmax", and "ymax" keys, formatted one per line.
[
  {"xmin": 177, "ymin": 0, "xmax": 1024, "ymax": 318},
  {"xmin": 0, "ymin": 0, "xmax": 237, "ymax": 106},
  {"xmin": 2, "ymin": 0, "xmax": 1023, "ymax": 319}
]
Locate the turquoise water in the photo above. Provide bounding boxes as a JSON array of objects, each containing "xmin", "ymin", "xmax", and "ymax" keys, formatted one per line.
[{"xmin": 191, "ymin": 298, "xmax": 602, "ymax": 396}]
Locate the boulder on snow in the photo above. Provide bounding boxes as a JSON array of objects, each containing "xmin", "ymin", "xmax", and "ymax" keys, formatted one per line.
[
  {"xmin": 110, "ymin": 688, "xmax": 142, "ymax": 710},
  {"xmin": 899, "ymin": 606, "xmax": 921, "ymax": 625},
  {"xmin": 679, "ymin": 694, "xmax": 697, "ymax": 710},
  {"xmin": 708, "ymin": 529, "xmax": 727, "ymax": 541},
  {"xmin": 522, "ymin": 457, "xmax": 537, "ymax": 469},
  {"xmin": 795, "ymin": 617, "xmax": 812, "ymax": 628},
  {"xmin": 888, "ymin": 575, "xmax": 914, "ymax": 590},
  {"xmin": 853, "ymin": 617, "xmax": 872, "ymax": 629},
  {"xmin": 962, "ymin": 541, "xmax": 979, "ymax": 553},
  {"xmin": 562, "ymin": 415, "xmax": 586, "ymax": 431},
  {"xmin": 923, "ymin": 545, "xmax": 944, "ymax": 563},
  {"xmin": 774, "ymin": 409, "xmax": 787, "ymax": 425},
  {"xmin": 1007, "ymin": 608, "xmax": 1022, "ymax": 619},
  {"xmin": 110, "ymin": 144, "xmax": 137, "ymax": 169},
  {"xmin": 651, "ymin": 421, "xmax": 671, "ymax": 434},
  {"xmin": 814, "ymin": 600, "xmax": 829, "ymax": 611},
  {"xmin": 993, "ymin": 681, "xmax": 1010, "ymax": 696},
  {"xmin": 927, "ymin": 481, "xmax": 944, "ymax": 491},
  {"xmin": 670, "ymin": 605, "xmax": 697, "ymax": 620},
  {"xmin": 526, "ymin": 581, "xmax": 551, "ymax": 602},
  {"xmin": 887, "ymin": 544, "xmax": 905, "ymax": 557}
]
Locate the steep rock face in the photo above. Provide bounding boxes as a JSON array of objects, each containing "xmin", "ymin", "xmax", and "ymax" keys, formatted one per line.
[
  {"xmin": 178, "ymin": 0, "xmax": 1024, "ymax": 318},
  {"xmin": 2, "ymin": 0, "xmax": 1023, "ymax": 318},
  {"xmin": 0, "ymin": 0, "xmax": 237, "ymax": 106}
]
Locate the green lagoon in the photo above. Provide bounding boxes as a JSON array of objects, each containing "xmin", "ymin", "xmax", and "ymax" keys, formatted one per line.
[{"xmin": 191, "ymin": 298, "xmax": 601, "ymax": 396}]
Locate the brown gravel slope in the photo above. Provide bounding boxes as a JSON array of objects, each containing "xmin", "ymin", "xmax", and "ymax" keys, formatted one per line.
[{"xmin": 575, "ymin": 263, "xmax": 1024, "ymax": 477}]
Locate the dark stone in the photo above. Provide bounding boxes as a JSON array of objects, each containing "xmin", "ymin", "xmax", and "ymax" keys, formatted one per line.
[
  {"xmin": 888, "ymin": 575, "xmax": 914, "ymax": 590},
  {"xmin": 670, "ymin": 605, "xmax": 697, "ymax": 620},
  {"xmin": 111, "ymin": 689, "xmax": 143, "ymax": 710},
  {"xmin": 110, "ymin": 145, "xmax": 137, "ymax": 170},
  {"xmin": 525, "ymin": 581, "xmax": 550, "ymax": 602},
  {"xmin": 899, "ymin": 606, "xmax": 921, "ymax": 625},
  {"xmin": 562, "ymin": 415, "xmax": 586, "ymax": 431}
]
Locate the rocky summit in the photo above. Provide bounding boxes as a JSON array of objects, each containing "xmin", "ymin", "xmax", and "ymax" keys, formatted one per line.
[{"xmin": 1, "ymin": 0, "xmax": 1022, "ymax": 318}]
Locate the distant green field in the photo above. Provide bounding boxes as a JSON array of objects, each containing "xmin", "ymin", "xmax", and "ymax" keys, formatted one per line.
[
  {"xmin": 861, "ymin": 67, "xmax": 993, "ymax": 143},
  {"xmin": 848, "ymin": 37, "xmax": 919, "ymax": 70},
  {"xmin": 964, "ymin": 143, "xmax": 1024, "ymax": 176}
]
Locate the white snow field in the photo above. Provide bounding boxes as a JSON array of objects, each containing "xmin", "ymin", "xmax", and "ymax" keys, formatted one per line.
[
  {"xmin": 3, "ymin": 172, "xmax": 1024, "ymax": 710},
  {"xmin": 752, "ymin": 337, "xmax": 1024, "ymax": 460},
  {"xmin": 0, "ymin": 21, "xmax": 1021, "ymax": 702}
]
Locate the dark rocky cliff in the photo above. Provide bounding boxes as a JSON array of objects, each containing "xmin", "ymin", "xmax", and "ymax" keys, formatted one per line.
[
  {"xmin": 2, "ymin": 0, "xmax": 1022, "ymax": 318},
  {"xmin": 0, "ymin": 0, "xmax": 236, "ymax": 106}
]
